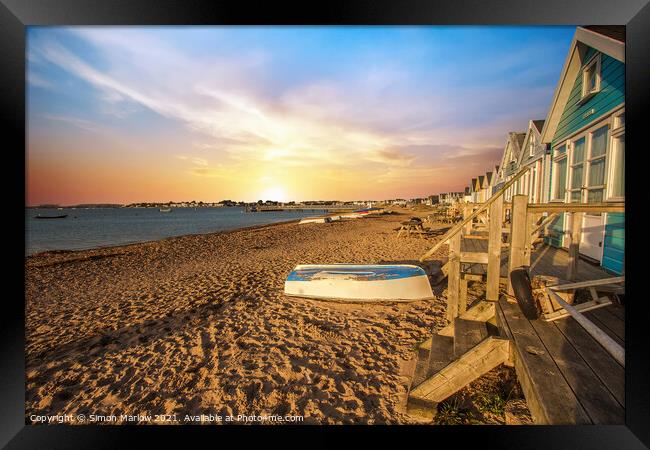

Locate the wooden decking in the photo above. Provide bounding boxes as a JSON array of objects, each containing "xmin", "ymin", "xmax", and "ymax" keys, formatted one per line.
[
  {"xmin": 492, "ymin": 247, "xmax": 625, "ymax": 424},
  {"xmin": 460, "ymin": 239, "xmax": 625, "ymax": 424}
]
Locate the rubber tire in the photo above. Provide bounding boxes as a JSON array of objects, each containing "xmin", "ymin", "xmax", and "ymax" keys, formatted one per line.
[{"xmin": 509, "ymin": 267, "xmax": 540, "ymax": 320}]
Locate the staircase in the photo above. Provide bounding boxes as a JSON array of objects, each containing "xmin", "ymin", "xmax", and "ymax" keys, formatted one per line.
[{"xmin": 405, "ymin": 309, "xmax": 511, "ymax": 420}]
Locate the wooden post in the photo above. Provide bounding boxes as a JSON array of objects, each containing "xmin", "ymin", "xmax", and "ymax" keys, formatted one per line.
[
  {"xmin": 566, "ymin": 212, "xmax": 583, "ymax": 281},
  {"xmin": 463, "ymin": 204, "xmax": 472, "ymax": 235},
  {"xmin": 447, "ymin": 232, "xmax": 462, "ymax": 322},
  {"xmin": 507, "ymin": 195, "xmax": 528, "ymax": 296},
  {"xmin": 486, "ymin": 194, "xmax": 503, "ymax": 301},
  {"xmin": 523, "ymin": 212, "xmax": 537, "ymax": 267},
  {"xmin": 460, "ymin": 277, "xmax": 468, "ymax": 315}
]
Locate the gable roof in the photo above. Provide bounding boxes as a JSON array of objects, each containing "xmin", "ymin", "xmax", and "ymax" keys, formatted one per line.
[
  {"xmin": 484, "ymin": 171, "xmax": 494, "ymax": 186},
  {"xmin": 540, "ymin": 26, "xmax": 625, "ymax": 144},
  {"xmin": 517, "ymin": 119, "xmax": 545, "ymax": 166}
]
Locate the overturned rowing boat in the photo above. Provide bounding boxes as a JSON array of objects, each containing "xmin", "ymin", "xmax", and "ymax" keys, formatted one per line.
[
  {"xmin": 284, "ymin": 264, "xmax": 434, "ymax": 302},
  {"xmin": 340, "ymin": 213, "xmax": 364, "ymax": 219},
  {"xmin": 299, "ymin": 217, "xmax": 332, "ymax": 224}
]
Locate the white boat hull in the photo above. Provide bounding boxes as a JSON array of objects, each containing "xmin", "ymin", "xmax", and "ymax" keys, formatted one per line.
[
  {"xmin": 284, "ymin": 264, "xmax": 434, "ymax": 302},
  {"xmin": 299, "ymin": 217, "xmax": 331, "ymax": 224}
]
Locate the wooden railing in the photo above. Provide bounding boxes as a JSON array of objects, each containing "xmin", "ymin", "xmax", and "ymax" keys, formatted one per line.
[
  {"xmin": 508, "ymin": 197, "xmax": 625, "ymax": 293},
  {"xmin": 419, "ymin": 167, "xmax": 624, "ymax": 323}
]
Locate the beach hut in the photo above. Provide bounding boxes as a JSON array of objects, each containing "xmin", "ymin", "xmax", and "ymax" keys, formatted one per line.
[
  {"xmin": 497, "ymin": 132, "xmax": 527, "ymax": 202},
  {"xmin": 538, "ymin": 26, "xmax": 625, "ymax": 273},
  {"xmin": 488, "ymin": 164, "xmax": 501, "ymax": 198},
  {"xmin": 516, "ymin": 119, "xmax": 546, "ymax": 204}
]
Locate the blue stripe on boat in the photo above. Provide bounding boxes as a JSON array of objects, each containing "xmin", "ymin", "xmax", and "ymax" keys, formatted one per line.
[{"xmin": 286, "ymin": 265, "xmax": 426, "ymax": 282}]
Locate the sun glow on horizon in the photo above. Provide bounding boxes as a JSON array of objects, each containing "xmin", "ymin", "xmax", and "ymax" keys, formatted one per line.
[{"xmin": 259, "ymin": 186, "xmax": 289, "ymax": 203}]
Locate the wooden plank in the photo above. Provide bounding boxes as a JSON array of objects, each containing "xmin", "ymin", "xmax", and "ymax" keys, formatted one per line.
[
  {"xmin": 494, "ymin": 299, "xmax": 515, "ymax": 366},
  {"xmin": 530, "ymin": 318, "xmax": 624, "ymax": 424},
  {"xmin": 523, "ymin": 211, "xmax": 537, "ymax": 267},
  {"xmin": 409, "ymin": 336, "xmax": 510, "ymax": 402},
  {"xmin": 446, "ymin": 232, "xmax": 461, "ymax": 322},
  {"xmin": 438, "ymin": 301, "xmax": 495, "ymax": 337},
  {"xmin": 527, "ymin": 202, "xmax": 625, "ymax": 213},
  {"xmin": 548, "ymin": 276, "xmax": 625, "ymax": 291},
  {"xmin": 530, "ymin": 212, "xmax": 559, "ymax": 238},
  {"xmin": 463, "ymin": 204, "xmax": 472, "ymax": 235},
  {"xmin": 542, "ymin": 298, "xmax": 612, "ymax": 322},
  {"xmin": 460, "ymin": 251, "xmax": 489, "ymax": 264},
  {"xmin": 554, "ymin": 318, "xmax": 625, "ymax": 407},
  {"xmin": 487, "ymin": 195, "xmax": 503, "ymax": 301},
  {"xmin": 462, "ymin": 273, "xmax": 484, "ymax": 282},
  {"xmin": 454, "ymin": 318, "xmax": 488, "ymax": 357},
  {"xmin": 585, "ymin": 307, "xmax": 625, "ymax": 342},
  {"xmin": 426, "ymin": 334, "xmax": 455, "ymax": 379},
  {"xmin": 606, "ymin": 304, "xmax": 625, "ymax": 321},
  {"xmin": 459, "ymin": 278, "xmax": 469, "ymax": 315},
  {"xmin": 566, "ymin": 212, "xmax": 583, "ymax": 281},
  {"xmin": 583, "ymin": 311, "xmax": 625, "ymax": 348},
  {"xmin": 498, "ymin": 297, "xmax": 591, "ymax": 424},
  {"xmin": 507, "ymin": 195, "xmax": 528, "ymax": 296}
]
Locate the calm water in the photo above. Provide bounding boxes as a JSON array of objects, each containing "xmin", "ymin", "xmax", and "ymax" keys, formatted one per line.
[{"xmin": 26, "ymin": 207, "xmax": 326, "ymax": 255}]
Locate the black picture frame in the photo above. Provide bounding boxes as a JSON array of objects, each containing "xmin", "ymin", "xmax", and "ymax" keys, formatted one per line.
[{"xmin": 2, "ymin": 0, "xmax": 648, "ymax": 447}]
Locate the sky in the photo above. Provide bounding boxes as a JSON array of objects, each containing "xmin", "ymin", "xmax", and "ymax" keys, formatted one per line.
[{"xmin": 26, "ymin": 26, "xmax": 576, "ymax": 205}]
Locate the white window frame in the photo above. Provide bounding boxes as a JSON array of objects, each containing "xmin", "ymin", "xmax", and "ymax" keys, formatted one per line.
[
  {"xmin": 606, "ymin": 109, "xmax": 625, "ymax": 201},
  {"xmin": 551, "ymin": 143, "xmax": 568, "ymax": 202},
  {"xmin": 581, "ymin": 54, "xmax": 601, "ymax": 100},
  {"xmin": 567, "ymin": 136, "xmax": 586, "ymax": 204},
  {"xmin": 584, "ymin": 124, "xmax": 609, "ymax": 209}
]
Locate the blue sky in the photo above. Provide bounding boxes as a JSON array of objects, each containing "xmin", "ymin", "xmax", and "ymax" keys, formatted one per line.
[{"xmin": 27, "ymin": 26, "xmax": 576, "ymax": 204}]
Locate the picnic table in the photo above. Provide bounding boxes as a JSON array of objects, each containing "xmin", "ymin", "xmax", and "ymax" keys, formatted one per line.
[{"xmin": 397, "ymin": 219, "xmax": 426, "ymax": 238}]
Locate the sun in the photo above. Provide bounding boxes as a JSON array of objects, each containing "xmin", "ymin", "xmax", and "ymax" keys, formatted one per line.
[{"xmin": 259, "ymin": 186, "xmax": 288, "ymax": 203}]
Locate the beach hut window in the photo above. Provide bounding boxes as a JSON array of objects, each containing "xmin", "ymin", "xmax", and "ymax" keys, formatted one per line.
[
  {"xmin": 584, "ymin": 125, "xmax": 608, "ymax": 209},
  {"xmin": 581, "ymin": 54, "xmax": 601, "ymax": 99},
  {"xmin": 529, "ymin": 134, "xmax": 536, "ymax": 156},
  {"xmin": 552, "ymin": 144, "xmax": 568, "ymax": 201},
  {"xmin": 569, "ymin": 137, "xmax": 586, "ymax": 203},
  {"xmin": 608, "ymin": 134, "xmax": 625, "ymax": 199}
]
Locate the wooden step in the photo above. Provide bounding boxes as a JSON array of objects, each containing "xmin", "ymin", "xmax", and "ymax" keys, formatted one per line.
[
  {"xmin": 427, "ymin": 334, "xmax": 455, "ymax": 377},
  {"xmin": 411, "ymin": 335, "xmax": 454, "ymax": 389},
  {"xmin": 408, "ymin": 336, "xmax": 510, "ymax": 413},
  {"xmin": 454, "ymin": 318, "xmax": 488, "ymax": 357},
  {"xmin": 438, "ymin": 301, "xmax": 495, "ymax": 337}
]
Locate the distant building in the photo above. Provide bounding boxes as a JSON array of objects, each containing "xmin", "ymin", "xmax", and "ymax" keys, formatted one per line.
[{"xmin": 439, "ymin": 192, "xmax": 465, "ymax": 205}]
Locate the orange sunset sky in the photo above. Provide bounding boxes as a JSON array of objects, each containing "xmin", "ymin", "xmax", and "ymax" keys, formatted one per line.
[{"xmin": 27, "ymin": 26, "xmax": 575, "ymax": 205}]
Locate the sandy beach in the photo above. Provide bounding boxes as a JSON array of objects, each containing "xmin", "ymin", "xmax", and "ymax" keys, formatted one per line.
[{"xmin": 25, "ymin": 209, "xmax": 529, "ymax": 425}]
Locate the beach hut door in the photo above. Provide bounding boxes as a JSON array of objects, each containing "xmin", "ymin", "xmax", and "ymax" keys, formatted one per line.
[
  {"xmin": 577, "ymin": 125, "xmax": 608, "ymax": 262},
  {"xmin": 580, "ymin": 214, "xmax": 604, "ymax": 262}
]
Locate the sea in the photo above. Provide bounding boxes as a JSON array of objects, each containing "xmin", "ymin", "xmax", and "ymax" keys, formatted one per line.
[{"xmin": 26, "ymin": 207, "xmax": 327, "ymax": 256}]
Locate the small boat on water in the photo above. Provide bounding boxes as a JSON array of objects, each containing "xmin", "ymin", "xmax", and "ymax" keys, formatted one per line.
[
  {"xmin": 299, "ymin": 216, "xmax": 332, "ymax": 224},
  {"xmin": 159, "ymin": 207, "xmax": 172, "ymax": 213},
  {"xmin": 35, "ymin": 214, "xmax": 68, "ymax": 219},
  {"xmin": 284, "ymin": 264, "xmax": 434, "ymax": 302}
]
